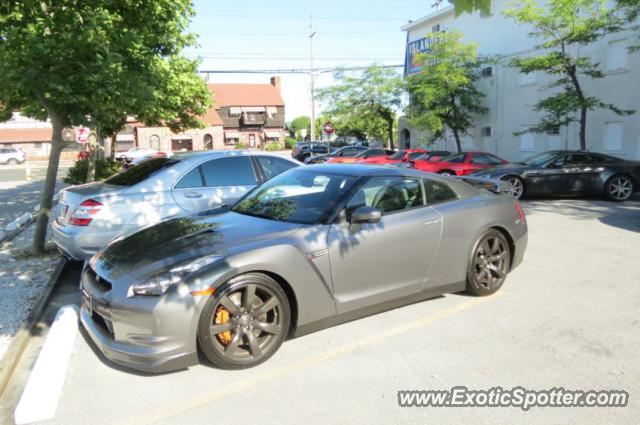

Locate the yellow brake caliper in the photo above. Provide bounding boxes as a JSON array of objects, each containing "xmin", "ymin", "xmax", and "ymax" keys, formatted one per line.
[{"xmin": 214, "ymin": 306, "xmax": 232, "ymax": 345}]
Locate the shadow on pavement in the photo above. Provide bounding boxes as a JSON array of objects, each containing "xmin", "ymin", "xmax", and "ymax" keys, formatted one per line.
[{"xmin": 522, "ymin": 195, "xmax": 640, "ymax": 233}]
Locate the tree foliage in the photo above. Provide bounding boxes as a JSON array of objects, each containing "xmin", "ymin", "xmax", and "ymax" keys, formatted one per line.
[
  {"xmin": 287, "ymin": 116, "xmax": 311, "ymax": 139},
  {"xmin": 317, "ymin": 65, "xmax": 404, "ymax": 149},
  {"xmin": 406, "ymin": 31, "xmax": 488, "ymax": 153},
  {"xmin": 0, "ymin": 0, "xmax": 210, "ymax": 253},
  {"xmin": 503, "ymin": 0, "xmax": 634, "ymax": 150},
  {"xmin": 434, "ymin": 0, "xmax": 492, "ymax": 16},
  {"xmin": 616, "ymin": 0, "xmax": 640, "ymax": 51}
]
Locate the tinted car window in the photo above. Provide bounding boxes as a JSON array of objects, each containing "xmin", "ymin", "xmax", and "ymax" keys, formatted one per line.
[
  {"xmin": 175, "ymin": 167, "xmax": 203, "ymax": 189},
  {"xmin": 257, "ymin": 156, "xmax": 296, "ymax": 179},
  {"xmin": 346, "ymin": 177, "xmax": 425, "ymax": 216},
  {"xmin": 105, "ymin": 157, "xmax": 178, "ymax": 186},
  {"xmin": 233, "ymin": 170, "xmax": 356, "ymax": 224},
  {"xmin": 340, "ymin": 147, "xmax": 361, "ymax": 157},
  {"xmin": 442, "ymin": 153, "xmax": 466, "ymax": 163},
  {"xmin": 201, "ymin": 156, "xmax": 257, "ymax": 187},
  {"xmin": 389, "ymin": 150, "xmax": 406, "ymax": 160},
  {"xmin": 408, "ymin": 152, "xmax": 424, "ymax": 160},
  {"xmin": 424, "ymin": 179, "xmax": 458, "ymax": 205},
  {"xmin": 472, "ymin": 154, "xmax": 504, "ymax": 165}
]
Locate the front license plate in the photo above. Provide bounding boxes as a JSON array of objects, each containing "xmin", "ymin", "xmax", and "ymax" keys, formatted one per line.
[{"xmin": 81, "ymin": 290, "xmax": 92, "ymax": 316}]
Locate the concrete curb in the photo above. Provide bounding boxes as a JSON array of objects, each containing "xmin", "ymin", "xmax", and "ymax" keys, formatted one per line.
[
  {"xmin": 0, "ymin": 191, "xmax": 59, "ymax": 245},
  {"xmin": 0, "ymin": 259, "xmax": 67, "ymax": 398}
]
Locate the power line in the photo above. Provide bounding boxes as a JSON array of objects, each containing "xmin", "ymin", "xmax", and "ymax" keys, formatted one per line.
[
  {"xmin": 198, "ymin": 65, "xmax": 403, "ymax": 75},
  {"xmin": 194, "ymin": 14, "xmax": 409, "ymax": 22}
]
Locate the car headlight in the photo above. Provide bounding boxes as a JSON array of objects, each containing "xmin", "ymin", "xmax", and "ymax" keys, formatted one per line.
[{"xmin": 129, "ymin": 255, "xmax": 223, "ymax": 296}]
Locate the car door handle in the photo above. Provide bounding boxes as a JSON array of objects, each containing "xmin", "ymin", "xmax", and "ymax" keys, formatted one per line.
[
  {"xmin": 423, "ymin": 219, "xmax": 441, "ymax": 227},
  {"xmin": 183, "ymin": 191, "xmax": 203, "ymax": 199}
]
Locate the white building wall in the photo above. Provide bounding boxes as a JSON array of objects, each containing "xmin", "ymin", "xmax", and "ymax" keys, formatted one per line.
[{"xmin": 401, "ymin": 1, "xmax": 640, "ymax": 160}]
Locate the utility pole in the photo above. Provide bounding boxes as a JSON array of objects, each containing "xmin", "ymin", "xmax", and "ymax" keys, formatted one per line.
[{"xmin": 309, "ymin": 14, "xmax": 316, "ymax": 142}]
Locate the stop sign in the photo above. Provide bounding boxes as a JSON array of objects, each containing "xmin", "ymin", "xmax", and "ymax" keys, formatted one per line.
[
  {"xmin": 323, "ymin": 122, "xmax": 335, "ymax": 134},
  {"xmin": 76, "ymin": 127, "xmax": 90, "ymax": 144}
]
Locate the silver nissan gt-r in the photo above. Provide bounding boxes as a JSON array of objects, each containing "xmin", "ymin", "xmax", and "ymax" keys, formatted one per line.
[{"xmin": 80, "ymin": 164, "xmax": 528, "ymax": 373}]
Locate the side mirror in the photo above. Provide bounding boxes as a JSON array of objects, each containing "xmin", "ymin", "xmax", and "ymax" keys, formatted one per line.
[{"xmin": 350, "ymin": 206, "xmax": 382, "ymax": 224}]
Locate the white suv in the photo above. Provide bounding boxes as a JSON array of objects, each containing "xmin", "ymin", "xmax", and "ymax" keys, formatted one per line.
[{"xmin": 0, "ymin": 147, "xmax": 27, "ymax": 165}]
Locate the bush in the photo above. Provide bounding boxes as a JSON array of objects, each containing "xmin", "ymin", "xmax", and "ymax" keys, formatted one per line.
[
  {"xmin": 285, "ymin": 137, "xmax": 297, "ymax": 149},
  {"xmin": 265, "ymin": 142, "xmax": 280, "ymax": 152},
  {"xmin": 64, "ymin": 159, "xmax": 122, "ymax": 185},
  {"xmin": 235, "ymin": 142, "xmax": 249, "ymax": 149}
]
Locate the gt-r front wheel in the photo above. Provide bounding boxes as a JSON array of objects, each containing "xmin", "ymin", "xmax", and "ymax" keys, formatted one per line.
[
  {"xmin": 466, "ymin": 230, "xmax": 511, "ymax": 296},
  {"xmin": 605, "ymin": 175, "xmax": 634, "ymax": 202},
  {"xmin": 197, "ymin": 273, "xmax": 291, "ymax": 369}
]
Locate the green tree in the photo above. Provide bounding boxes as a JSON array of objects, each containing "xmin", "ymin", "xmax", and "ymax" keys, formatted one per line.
[
  {"xmin": 503, "ymin": 0, "xmax": 634, "ymax": 150},
  {"xmin": 0, "ymin": 1, "xmax": 210, "ymax": 254},
  {"xmin": 434, "ymin": 0, "xmax": 492, "ymax": 16},
  {"xmin": 317, "ymin": 65, "xmax": 404, "ymax": 149},
  {"xmin": 617, "ymin": 0, "xmax": 640, "ymax": 51},
  {"xmin": 287, "ymin": 116, "xmax": 311, "ymax": 139},
  {"xmin": 406, "ymin": 31, "xmax": 488, "ymax": 153}
]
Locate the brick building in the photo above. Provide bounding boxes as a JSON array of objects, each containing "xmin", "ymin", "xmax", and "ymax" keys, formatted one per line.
[{"xmin": 132, "ymin": 76, "xmax": 285, "ymax": 153}]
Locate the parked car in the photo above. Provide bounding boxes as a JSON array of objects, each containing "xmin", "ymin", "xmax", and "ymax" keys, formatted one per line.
[
  {"xmin": 411, "ymin": 152, "xmax": 509, "ymax": 176},
  {"xmin": 79, "ymin": 164, "xmax": 527, "ymax": 372},
  {"xmin": 0, "ymin": 147, "xmax": 27, "ymax": 165},
  {"xmin": 359, "ymin": 149, "xmax": 428, "ymax": 165},
  {"xmin": 52, "ymin": 151, "xmax": 300, "ymax": 260},
  {"xmin": 472, "ymin": 150, "xmax": 640, "ymax": 201},
  {"xmin": 304, "ymin": 145, "xmax": 369, "ymax": 164},
  {"xmin": 327, "ymin": 148, "xmax": 396, "ymax": 164},
  {"xmin": 411, "ymin": 150, "xmax": 452, "ymax": 162},
  {"xmin": 115, "ymin": 147, "xmax": 158, "ymax": 162},
  {"xmin": 291, "ymin": 142, "xmax": 333, "ymax": 162}
]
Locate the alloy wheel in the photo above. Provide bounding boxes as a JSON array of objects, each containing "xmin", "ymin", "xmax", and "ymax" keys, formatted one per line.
[
  {"xmin": 208, "ymin": 283, "xmax": 284, "ymax": 362},
  {"xmin": 608, "ymin": 176, "xmax": 633, "ymax": 201},
  {"xmin": 473, "ymin": 235, "xmax": 509, "ymax": 291},
  {"xmin": 505, "ymin": 177, "xmax": 524, "ymax": 199}
]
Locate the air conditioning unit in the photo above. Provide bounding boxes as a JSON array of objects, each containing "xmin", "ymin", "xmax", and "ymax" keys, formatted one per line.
[
  {"xmin": 481, "ymin": 66, "xmax": 494, "ymax": 77},
  {"xmin": 432, "ymin": 24, "xmax": 443, "ymax": 33},
  {"xmin": 482, "ymin": 126, "xmax": 493, "ymax": 137}
]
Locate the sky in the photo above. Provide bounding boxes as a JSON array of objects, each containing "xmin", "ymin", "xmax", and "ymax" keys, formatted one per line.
[{"xmin": 186, "ymin": 0, "xmax": 436, "ymax": 121}]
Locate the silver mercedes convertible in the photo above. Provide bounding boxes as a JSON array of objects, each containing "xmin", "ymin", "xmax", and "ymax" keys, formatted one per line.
[{"xmin": 80, "ymin": 164, "xmax": 528, "ymax": 372}]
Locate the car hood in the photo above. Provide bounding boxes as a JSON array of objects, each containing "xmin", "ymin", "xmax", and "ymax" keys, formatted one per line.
[
  {"xmin": 471, "ymin": 164, "xmax": 535, "ymax": 177},
  {"xmin": 92, "ymin": 211, "xmax": 302, "ymax": 280}
]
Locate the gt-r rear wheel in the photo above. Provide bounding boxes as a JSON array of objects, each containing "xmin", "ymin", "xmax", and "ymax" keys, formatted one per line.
[
  {"xmin": 466, "ymin": 230, "xmax": 511, "ymax": 296},
  {"xmin": 605, "ymin": 175, "xmax": 634, "ymax": 202},
  {"xmin": 197, "ymin": 273, "xmax": 290, "ymax": 369},
  {"xmin": 502, "ymin": 176, "xmax": 525, "ymax": 199}
]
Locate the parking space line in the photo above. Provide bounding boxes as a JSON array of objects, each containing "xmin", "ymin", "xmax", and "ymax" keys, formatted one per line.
[
  {"xmin": 118, "ymin": 292, "xmax": 504, "ymax": 425},
  {"xmin": 14, "ymin": 305, "xmax": 79, "ymax": 425}
]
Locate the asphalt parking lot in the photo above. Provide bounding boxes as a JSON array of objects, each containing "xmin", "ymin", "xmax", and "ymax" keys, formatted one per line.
[{"xmin": 3, "ymin": 198, "xmax": 640, "ymax": 425}]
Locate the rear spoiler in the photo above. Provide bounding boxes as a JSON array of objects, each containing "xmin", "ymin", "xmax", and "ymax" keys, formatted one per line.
[{"xmin": 456, "ymin": 176, "xmax": 511, "ymax": 194}]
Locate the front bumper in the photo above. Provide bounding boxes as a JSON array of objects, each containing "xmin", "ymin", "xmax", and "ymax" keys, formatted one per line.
[{"xmin": 78, "ymin": 266, "xmax": 202, "ymax": 373}]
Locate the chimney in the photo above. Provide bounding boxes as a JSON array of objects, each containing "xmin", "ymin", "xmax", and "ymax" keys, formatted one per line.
[{"xmin": 270, "ymin": 76, "xmax": 281, "ymax": 92}]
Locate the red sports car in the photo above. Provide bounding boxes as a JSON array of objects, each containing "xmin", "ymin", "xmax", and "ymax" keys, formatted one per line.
[
  {"xmin": 411, "ymin": 151, "xmax": 509, "ymax": 176},
  {"xmin": 359, "ymin": 149, "xmax": 428, "ymax": 165},
  {"xmin": 327, "ymin": 148, "xmax": 395, "ymax": 164}
]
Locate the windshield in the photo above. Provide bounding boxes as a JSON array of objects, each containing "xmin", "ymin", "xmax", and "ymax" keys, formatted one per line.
[
  {"xmin": 232, "ymin": 169, "xmax": 357, "ymax": 224},
  {"xmin": 521, "ymin": 152, "xmax": 559, "ymax": 167},
  {"xmin": 105, "ymin": 157, "xmax": 178, "ymax": 186},
  {"xmin": 388, "ymin": 150, "xmax": 406, "ymax": 160}
]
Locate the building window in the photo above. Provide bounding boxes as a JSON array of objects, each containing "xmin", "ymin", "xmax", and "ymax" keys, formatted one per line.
[
  {"xmin": 481, "ymin": 66, "xmax": 493, "ymax": 77},
  {"xmin": 520, "ymin": 72, "xmax": 536, "ymax": 86},
  {"xmin": 545, "ymin": 126, "xmax": 560, "ymax": 135},
  {"xmin": 603, "ymin": 122, "xmax": 624, "ymax": 151},
  {"xmin": 520, "ymin": 128, "xmax": 536, "ymax": 152},
  {"xmin": 149, "ymin": 134, "xmax": 161, "ymax": 151},
  {"xmin": 34, "ymin": 142, "xmax": 43, "ymax": 148},
  {"xmin": 481, "ymin": 126, "xmax": 493, "ymax": 137},
  {"xmin": 607, "ymin": 39, "xmax": 627, "ymax": 71},
  {"xmin": 432, "ymin": 24, "xmax": 441, "ymax": 33}
]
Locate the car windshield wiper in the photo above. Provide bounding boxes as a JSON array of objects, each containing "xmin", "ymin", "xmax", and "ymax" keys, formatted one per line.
[
  {"xmin": 198, "ymin": 205, "xmax": 230, "ymax": 216},
  {"xmin": 233, "ymin": 209, "xmax": 279, "ymax": 221}
]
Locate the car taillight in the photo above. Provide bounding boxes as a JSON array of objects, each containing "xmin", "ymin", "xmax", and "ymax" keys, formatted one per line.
[
  {"xmin": 69, "ymin": 199, "xmax": 103, "ymax": 226},
  {"xmin": 514, "ymin": 201, "xmax": 526, "ymax": 224}
]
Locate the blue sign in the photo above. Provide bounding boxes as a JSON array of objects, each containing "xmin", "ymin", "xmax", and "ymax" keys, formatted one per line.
[{"xmin": 404, "ymin": 37, "xmax": 433, "ymax": 77}]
